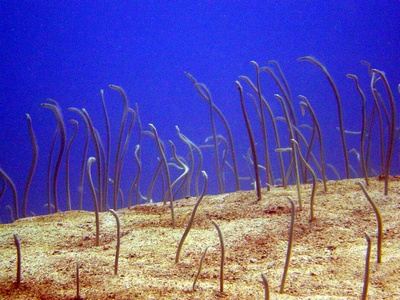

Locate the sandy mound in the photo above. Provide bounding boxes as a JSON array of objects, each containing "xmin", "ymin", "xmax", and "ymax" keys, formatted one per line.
[{"xmin": 0, "ymin": 178, "xmax": 399, "ymax": 299}]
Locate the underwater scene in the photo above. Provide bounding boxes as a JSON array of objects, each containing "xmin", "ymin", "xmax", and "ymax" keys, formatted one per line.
[{"xmin": 0, "ymin": 1, "xmax": 399, "ymax": 299}]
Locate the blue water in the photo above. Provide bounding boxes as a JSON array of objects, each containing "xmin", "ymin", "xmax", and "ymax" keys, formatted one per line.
[{"xmin": 1, "ymin": 1, "xmax": 399, "ymax": 223}]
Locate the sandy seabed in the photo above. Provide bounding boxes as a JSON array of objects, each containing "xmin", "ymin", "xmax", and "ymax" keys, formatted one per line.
[{"xmin": 0, "ymin": 178, "xmax": 399, "ymax": 299}]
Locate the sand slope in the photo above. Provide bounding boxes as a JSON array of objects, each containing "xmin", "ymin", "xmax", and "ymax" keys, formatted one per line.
[{"xmin": 0, "ymin": 178, "xmax": 399, "ymax": 299}]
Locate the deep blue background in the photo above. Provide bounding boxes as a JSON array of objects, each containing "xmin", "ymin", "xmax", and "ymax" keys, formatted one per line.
[{"xmin": 1, "ymin": 1, "xmax": 399, "ymax": 222}]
